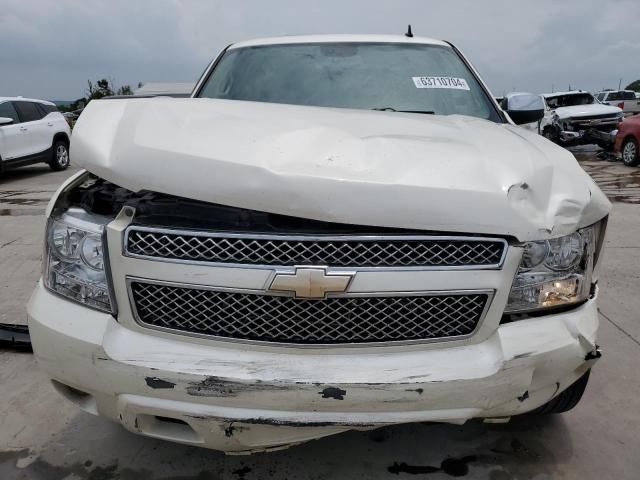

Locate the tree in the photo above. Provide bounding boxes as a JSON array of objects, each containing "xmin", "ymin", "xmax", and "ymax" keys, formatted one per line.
[
  {"xmin": 57, "ymin": 97, "xmax": 87, "ymax": 113},
  {"xmin": 86, "ymin": 78, "xmax": 114, "ymax": 99},
  {"xmin": 57, "ymin": 78, "xmax": 138, "ymax": 113},
  {"xmin": 116, "ymin": 85, "xmax": 133, "ymax": 96},
  {"xmin": 86, "ymin": 78, "xmax": 135, "ymax": 98},
  {"xmin": 625, "ymin": 80, "xmax": 640, "ymax": 92}
]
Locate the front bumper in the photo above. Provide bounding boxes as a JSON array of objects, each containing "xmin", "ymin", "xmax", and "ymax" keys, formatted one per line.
[
  {"xmin": 29, "ymin": 282, "xmax": 600, "ymax": 453},
  {"xmin": 557, "ymin": 125, "xmax": 618, "ymax": 146}
]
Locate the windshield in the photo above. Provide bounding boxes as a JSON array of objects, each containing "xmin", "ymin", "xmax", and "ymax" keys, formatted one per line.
[
  {"xmin": 197, "ymin": 42, "xmax": 503, "ymax": 122},
  {"xmin": 545, "ymin": 93, "xmax": 595, "ymax": 108}
]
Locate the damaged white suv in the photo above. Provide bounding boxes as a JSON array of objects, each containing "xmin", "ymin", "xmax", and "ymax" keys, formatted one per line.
[{"xmin": 28, "ymin": 35, "xmax": 610, "ymax": 454}]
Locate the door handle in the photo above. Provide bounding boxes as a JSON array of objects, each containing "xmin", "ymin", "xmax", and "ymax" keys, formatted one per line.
[
  {"xmin": 47, "ymin": 122, "xmax": 54, "ymax": 126},
  {"xmin": 19, "ymin": 126, "xmax": 28, "ymax": 132}
]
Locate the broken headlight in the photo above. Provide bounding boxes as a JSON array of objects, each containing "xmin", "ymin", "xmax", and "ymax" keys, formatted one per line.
[
  {"xmin": 505, "ymin": 220, "xmax": 605, "ymax": 313},
  {"xmin": 44, "ymin": 207, "xmax": 114, "ymax": 313}
]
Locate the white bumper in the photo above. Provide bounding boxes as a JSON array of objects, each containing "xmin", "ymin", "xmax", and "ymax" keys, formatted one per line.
[{"xmin": 29, "ymin": 282, "xmax": 600, "ymax": 454}]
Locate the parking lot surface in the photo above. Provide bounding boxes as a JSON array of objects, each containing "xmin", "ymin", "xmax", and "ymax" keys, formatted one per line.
[
  {"xmin": 1, "ymin": 157, "xmax": 640, "ymax": 479},
  {"xmin": 0, "ymin": 166, "xmax": 82, "ymax": 328}
]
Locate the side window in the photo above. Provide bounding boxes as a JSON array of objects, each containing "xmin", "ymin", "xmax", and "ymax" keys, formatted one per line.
[
  {"xmin": 35, "ymin": 103, "xmax": 48, "ymax": 118},
  {"xmin": 0, "ymin": 101, "xmax": 20, "ymax": 123},
  {"xmin": 624, "ymin": 91, "xmax": 636, "ymax": 100},
  {"xmin": 37, "ymin": 103, "xmax": 58, "ymax": 115},
  {"xmin": 31, "ymin": 101, "xmax": 48, "ymax": 119},
  {"xmin": 13, "ymin": 101, "xmax": 44, "ymax": 123},
  {"xmin": 596, "ymin": 93, "xmax": 605, "ymax": 101}
]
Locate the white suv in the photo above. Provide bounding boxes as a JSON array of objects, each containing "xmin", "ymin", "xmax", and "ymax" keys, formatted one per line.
[{"xmin": 0, "ymin": 97, "xmax": 71, "ymax": 173}]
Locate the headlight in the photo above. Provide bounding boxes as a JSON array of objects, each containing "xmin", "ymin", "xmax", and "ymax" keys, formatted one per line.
[
  {"xmin": 44, "ymin": 207, "xmax": 114, "ymax": 313},
  {"xmin": 505, "ymin": 220, "xmax": 605, "ymax": 313}
]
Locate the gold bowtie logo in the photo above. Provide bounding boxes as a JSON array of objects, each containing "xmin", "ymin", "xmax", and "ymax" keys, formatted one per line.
[{"xmin": 268, "ymin": 267, "xmax": 354, "ymax": 299}]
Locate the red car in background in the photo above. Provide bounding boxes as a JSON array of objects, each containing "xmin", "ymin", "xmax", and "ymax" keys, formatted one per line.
[{"xmin": 615, "ymin": 115, "xmax": 640, "ymax": 166}]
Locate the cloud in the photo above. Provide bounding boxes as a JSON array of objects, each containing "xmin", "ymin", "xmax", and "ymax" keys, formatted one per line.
[{"xmin": 0, "ymin": 0, "xmax": 638, "ymax": 99}]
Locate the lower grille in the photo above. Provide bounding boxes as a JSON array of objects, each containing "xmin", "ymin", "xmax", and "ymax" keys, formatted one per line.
[{"xmin": 130, "ymin": 281, "xmax": 489, "ymax": 344}]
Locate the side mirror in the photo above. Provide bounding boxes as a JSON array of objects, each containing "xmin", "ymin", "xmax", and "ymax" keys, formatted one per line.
[
  {"xmin": 502, "ymin": 93, "xmax": 545, "ymax": 125},
  {"xmin": 0, "ymin": 117, "xmax": 14, "ymax": 126}
]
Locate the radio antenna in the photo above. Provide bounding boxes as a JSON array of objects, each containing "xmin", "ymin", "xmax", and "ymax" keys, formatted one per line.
[{"xmin": 405, "ymin": 25, "xmax": 413, "ymax": 38}]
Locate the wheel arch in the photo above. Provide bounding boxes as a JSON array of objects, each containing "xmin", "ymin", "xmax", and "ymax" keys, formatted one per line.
[{"xmin": 52, "ymin": 132, "xmax": 70, "ymax": 146}]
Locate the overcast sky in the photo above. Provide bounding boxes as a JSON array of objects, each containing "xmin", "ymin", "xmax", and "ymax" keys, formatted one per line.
[{"xmin": 1, "ymin": 0, "xmax": 639, "ymax": 100}]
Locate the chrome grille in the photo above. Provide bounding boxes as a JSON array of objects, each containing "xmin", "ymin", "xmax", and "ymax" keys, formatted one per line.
[
  {"xmin": 129, "ymin": 281, "xmax": 489, "ymax": 344},
  {"xmin": 125, "ymin": 227, "xmax": 506, "ymax": 268}
]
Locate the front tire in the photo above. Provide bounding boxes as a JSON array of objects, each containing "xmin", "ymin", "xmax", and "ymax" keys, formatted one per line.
[
  {"xmin": 542, "ymin": 126, "xmax": 559, "ymax": 145},
  {"xmin": 49, "ymin": 140, "xmax": 70, "ymax": 171},
  {"xmin": 621, "ymin": 137, "xmax": 639, "ymax": 166},
  {"xmin": 527, "ymin": 370, "xmax": 591, "ymax": 415}
]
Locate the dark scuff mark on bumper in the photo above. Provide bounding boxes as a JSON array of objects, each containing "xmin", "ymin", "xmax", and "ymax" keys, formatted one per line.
[
  {"xmin": 185, "ymin": 415, "xmax": 374, "ymax": 428},
  {"xmin": 517, "ymin": 390, "xmax": 529, "ymax": 402},
  {"xmin": 144, "ymin": 377, "xmax": 175, "ymax": 389},
  {"xmin": 224, "ymin": 423, "xmax": 236, "ymax": 438},
  {"xmin": 319, "ymin": 386, "xmax": 347, "ymax": 400},
  {"xmin": 187, "ymin": 377, "xmax": 235, "ymax": 397},
  {"xmin": 241, "ymin": 418, "xmax": 372, "ymax": 428},
  {"xmin": 186, "ymin": 376, "xmax": 293, "ymax": 397}
]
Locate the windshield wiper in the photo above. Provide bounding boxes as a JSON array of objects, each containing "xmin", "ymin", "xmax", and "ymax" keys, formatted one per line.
[{"xmin": 371, "ymin": 107, "xmax": 435, "ymax": 115}]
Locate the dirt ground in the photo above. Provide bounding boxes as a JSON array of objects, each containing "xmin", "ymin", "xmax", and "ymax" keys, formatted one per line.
[{"xmin": 1, "ymin": 151, "xmax": 640, "ymax": 480}]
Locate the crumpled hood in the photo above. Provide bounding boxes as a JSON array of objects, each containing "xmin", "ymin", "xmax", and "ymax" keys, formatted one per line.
[
  {"xmin": 554, "ymin": 103, "xmax": 622, "ymax": 119},
  {"xmin": 71, "ymin": 98, "xmax": 610, "ymax": 241}
]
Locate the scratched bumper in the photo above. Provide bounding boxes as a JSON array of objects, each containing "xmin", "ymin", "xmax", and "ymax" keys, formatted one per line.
[{"xmin": 28, "ymin": 282, "xmax": 599, "ymax": 453}]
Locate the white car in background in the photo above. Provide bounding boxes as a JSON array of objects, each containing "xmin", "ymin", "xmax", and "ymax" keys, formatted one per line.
[
  {"xmin": 0, "ymin": 97, "xmax": 71, "ymax": 173},
  {"xmin": 596, "ymin": 90, "xmax": 640, "ymax": 115}
]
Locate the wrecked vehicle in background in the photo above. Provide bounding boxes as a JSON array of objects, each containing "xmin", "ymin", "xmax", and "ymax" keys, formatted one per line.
[
  {"xmin": 28, "ymin": 35, "xmax": 610, "ymax": 454},
  {"xmin": 535, "ymin": 90, "xmax": 623, "ymax": 148}
]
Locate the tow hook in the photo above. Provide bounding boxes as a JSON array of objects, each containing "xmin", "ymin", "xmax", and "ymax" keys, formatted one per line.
[{"xmin": 585, "ymin": 345, "xmax": 602, "ymax": 362}]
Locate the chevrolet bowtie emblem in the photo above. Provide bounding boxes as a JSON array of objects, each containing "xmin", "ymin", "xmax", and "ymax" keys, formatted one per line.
[{"xmin": 268, "ymin": 267, "xmax": 355, "ymax": 299}]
